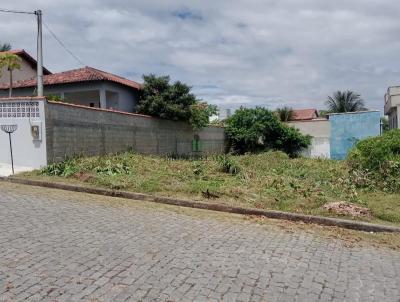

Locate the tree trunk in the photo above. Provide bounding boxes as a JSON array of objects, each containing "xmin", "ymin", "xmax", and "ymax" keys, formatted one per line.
[{"xmin": 9, "ymin": 70, "xmax": 12, "ymax": 98}]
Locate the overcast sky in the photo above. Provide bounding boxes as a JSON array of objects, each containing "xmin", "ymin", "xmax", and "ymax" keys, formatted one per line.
[{"xmin": 2, "ymin": 0, "xmax": 399, "ymax": 111}]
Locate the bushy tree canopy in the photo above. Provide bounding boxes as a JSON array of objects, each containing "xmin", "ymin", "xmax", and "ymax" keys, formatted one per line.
[
  {"xmin": 137, "ymin": 74, "xmax": 217, "ymax": 129},
  {"xmin": 225, "ymin": 107, "xmax": 311, "ymax": 157}
]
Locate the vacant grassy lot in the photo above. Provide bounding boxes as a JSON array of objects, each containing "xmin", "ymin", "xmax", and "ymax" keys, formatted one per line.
[{"xmin": 21, "ymin": 151, "xmax": 400, "ymax": 225}]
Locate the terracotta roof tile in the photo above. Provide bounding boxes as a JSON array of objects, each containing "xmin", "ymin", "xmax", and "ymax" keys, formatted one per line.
[
  {"xmin": 0, "ymin": 66, "xmax": 141, "ymax": 90},
  {"xmin": 291, "ymin": 109, "xmax": 319, "ymax": 121}
]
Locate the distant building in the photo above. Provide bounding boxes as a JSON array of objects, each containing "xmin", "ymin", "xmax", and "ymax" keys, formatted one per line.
[
  {"xmin": 384, "ymin": 86, "xmax": 400, "ymax": 129},
  {"xmin": 218, "ymin": 108, "xmax": 234, "ymax": 120},
  {"xmin": 290, "ymin": 108, "xmax": 319, "ymax": 121}
]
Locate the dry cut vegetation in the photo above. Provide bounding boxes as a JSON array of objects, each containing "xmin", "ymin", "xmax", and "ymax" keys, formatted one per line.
[{"xmin": 21, "ymin": 151, "xmax": 400, "ymax": 226}]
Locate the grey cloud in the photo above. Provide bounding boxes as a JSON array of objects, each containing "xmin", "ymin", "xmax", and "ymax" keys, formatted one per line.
[{"xmin": 2, "ymin": 0, "xmax": 399, "ymax": 111}]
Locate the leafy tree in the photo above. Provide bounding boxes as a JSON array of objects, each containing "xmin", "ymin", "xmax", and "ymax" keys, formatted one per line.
[
  {"xmin": 225, "ymin": 107, "xmax": 311, "ymax": 157},
  {"xmin": 137, "ymin": 74, "xmax": 216, "ymax": 129},
  {"xmin": 276, "ymin": 106, "xmax": 294, "ymax": 122},
  {"xmin": 189, "ymin": 102, "xmax": 218, "ymax": 130},
  {"xmin": 0, "ymin": 53, "xmax": 21, "ymax": 97},
  {"xmin": 0, "ymin": 42, "xmax": 11, "ymax": 52},
  {"xmin": 326, "ymin": 90, "xmax": 367, "ymax": 113}
]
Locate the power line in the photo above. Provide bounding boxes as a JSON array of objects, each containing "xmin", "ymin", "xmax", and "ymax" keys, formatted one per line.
[
  {"xmin": 0, "ymin": 8, "xmax": 35, "ymax": 14},
  {"xmin": 0, "ymin": 7, "xmax": 85, "ymax": 67},
  {"xmin": 42, "ymin": 20, "xmax": 85, "ymax": 66}
]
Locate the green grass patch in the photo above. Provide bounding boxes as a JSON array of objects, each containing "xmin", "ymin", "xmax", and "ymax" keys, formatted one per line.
[{"xmin": 21, "ymin": 151, "xmax": 400, "ymax": 225}]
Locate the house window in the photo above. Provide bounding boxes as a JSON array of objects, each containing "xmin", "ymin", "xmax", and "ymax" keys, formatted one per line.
[{"xmin": 90, "ymin": 103, "xmax": 95, "ymax": 107}]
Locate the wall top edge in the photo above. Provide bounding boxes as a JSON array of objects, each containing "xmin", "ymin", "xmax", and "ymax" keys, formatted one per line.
[
  {"xmin": 0, "ymin": 97, "xmax": 46, "ymax": 101},
  {"xmin": 328, "ymin": 110, "xmax": 380, "ymax": 116}
]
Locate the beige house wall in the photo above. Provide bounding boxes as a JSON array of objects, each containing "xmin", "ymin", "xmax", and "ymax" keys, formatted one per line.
[
  {"xmin": 0, "ymin": 58, "xmax": 37, "ymax": 84},
  {"xmin": 288, "ymin": 119, "xmax": 330, "ymax": 137}
]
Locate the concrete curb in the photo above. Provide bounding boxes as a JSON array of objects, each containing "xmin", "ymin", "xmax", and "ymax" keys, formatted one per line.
[{"xmin": 2, "ymin": 177, "xmax": 400, "ymax": 233}]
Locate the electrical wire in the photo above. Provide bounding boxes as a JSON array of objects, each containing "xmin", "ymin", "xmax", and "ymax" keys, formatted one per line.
[
  {"xmin": 0, "ymin": 7, "xmax": 85, "ymax": 66},
  {"xmin": 0, "ymin": 8, "xmax": 35, "ymax": 14},
  {"xmin": 42, "ymin": 20, "xmax": 85, "ymax": 66}
]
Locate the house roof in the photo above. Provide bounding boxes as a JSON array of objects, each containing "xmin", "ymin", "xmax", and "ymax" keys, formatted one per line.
[
  {"xmin": 291, "ymin": 109, "xmax": 319, "ymax": 121},
  {"xmin": 0, "ymin": 49, "xmax": 52, "ymax": 75},
  {"xmin": 0, "ymin": 66, "xmax": 141, "ymax": 90}
]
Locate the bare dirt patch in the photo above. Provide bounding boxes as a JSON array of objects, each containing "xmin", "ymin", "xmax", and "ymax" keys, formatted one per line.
[
  {"xmin": 323, "ymin": 201, "xmax": 371, "ymax": 218},
  {"xmin": 73, "ymin": 171, "xmax": 93, "ymax": 182}
]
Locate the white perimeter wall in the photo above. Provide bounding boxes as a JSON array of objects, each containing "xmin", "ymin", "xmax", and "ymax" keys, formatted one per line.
[
  {"xmin": 0, "ymin": 98, "xmax": 47, "ymax": 170},
  {"xmin": 287, "ymin": 119, "xmax": 331, "ymax": 158}
]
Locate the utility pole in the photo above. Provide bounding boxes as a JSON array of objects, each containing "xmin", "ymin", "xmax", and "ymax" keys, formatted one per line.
[{"xmin": 35, "ymin": 10, "xmax": 43, "ymax": 97}]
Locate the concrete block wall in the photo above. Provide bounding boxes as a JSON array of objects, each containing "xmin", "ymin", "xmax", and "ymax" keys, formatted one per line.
[{"xmin": 45, "ymin": 101, "xmax": 226, "ymax": 163}]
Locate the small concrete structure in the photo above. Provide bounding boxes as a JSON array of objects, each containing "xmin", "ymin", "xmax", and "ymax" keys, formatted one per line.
[
  {"xmin": 287, "ymin": 119, "xmax": 330, "ymax": 158},
  {"xmin": 384, "ymin": 86, "xmax": 400, "ymax": 129},
  {"xmin": 329, "ymin": 111, "xmax": 381, "ymax": 160}
]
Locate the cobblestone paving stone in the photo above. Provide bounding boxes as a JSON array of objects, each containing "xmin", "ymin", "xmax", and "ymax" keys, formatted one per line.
[{"xmin": 0, "ymin": 182, "xmax": 399, "ymax": 302}]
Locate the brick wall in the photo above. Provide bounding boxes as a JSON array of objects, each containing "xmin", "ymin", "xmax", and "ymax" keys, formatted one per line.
[{"xmin": 45, "ymin": 101, "xmax": 226, "ymax": 163}]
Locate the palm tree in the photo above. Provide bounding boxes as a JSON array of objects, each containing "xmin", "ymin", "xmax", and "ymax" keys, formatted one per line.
[
  {"xmin": 276, "ymin": 106, "xmax": 294, "ymax": 122},
  {"xmin": 0, "ymin": 53, "xmax": 22, "ymax": 97},
  {"xmin": 326, "ymin": 90, "xmax": 367, "ymax": 113},
  {"xmin": 0, "ymin": 43, "xmax": 11, "ymax": 52}
]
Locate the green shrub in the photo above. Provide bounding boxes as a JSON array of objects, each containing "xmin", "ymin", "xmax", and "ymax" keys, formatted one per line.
[
  {"xmin": 93, "ymin": 160, "xmax": 132, "ymax": 176},
  {"xmin": 216, "ymin": 155, "xmax": 240, "ymax": 175},
  {"xmin": 272, "ymin": 126, "xmax": 312, "ymax": 157},
  {"xmin": 348, "ymin": 129, "xmax": 400, "ymax": 191},
  {"xmin": 46, "ymin": 94, "xmax": 63, "ymax": 102},
  {"xmin": 225, "ymin": 107, "xmax": 311, "ymax": 157},
  {"xmin": 40, "ymin": 158, "xmax": 78, "ymax": 177},
  {"xmin": 192, "ymin": 161, "xmax": 204, "ymax": 176},
  {"xmin": 41, "ymin": 155, "xmax": 133, "ymax": 178}
]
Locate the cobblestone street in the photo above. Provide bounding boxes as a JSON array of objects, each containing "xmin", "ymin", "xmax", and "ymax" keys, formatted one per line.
[{"xmin": 0, "ymin": 182, "xmax": 399, "ymax": 302}]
